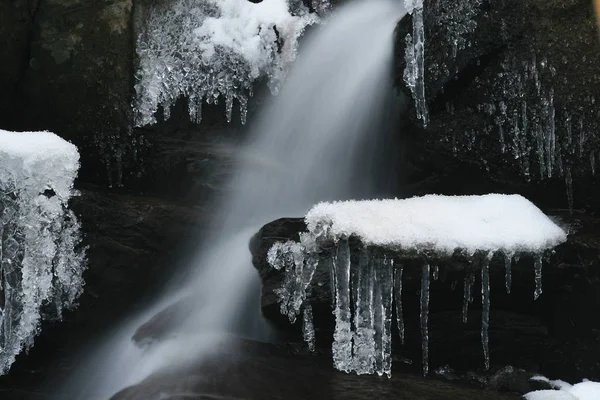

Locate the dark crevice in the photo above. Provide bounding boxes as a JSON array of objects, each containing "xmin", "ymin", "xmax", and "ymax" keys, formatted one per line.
[{"xmin": 428, "ymin": 46, "xmax": 508, "ymax": 115}]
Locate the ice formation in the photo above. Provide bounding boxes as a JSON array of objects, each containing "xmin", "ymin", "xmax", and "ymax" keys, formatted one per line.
[
  {"xmin": 268, "ymin": 194, "xmax": 567, "ymax": 376},
  {"xmin": 525, "ymin": 378, "xmax": 600, "ymax": 400},
  {"xmin": 0, "ymin": 130, "xmax": 86, "ymax": 374},
  {"xmin": 134, "ymin": 0, "xmax": 324, "ymax": 126},
  {"xmin": 404, "ymin": 0, "xmax": 428, "ymax": 126}
]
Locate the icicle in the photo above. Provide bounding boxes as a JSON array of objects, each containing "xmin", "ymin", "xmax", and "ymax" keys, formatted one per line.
[
  {"xmin": 565, "ymin": 166, "xmax": 573, "ymax": 214},
  {"xmin": 332, "ymin": 239, "xmax": 353, "ymax": 372},
  {"xmin": 432, "ymin": 265, "xmax": 439, "ymax": 281},
  {"xmin": 481, "ymin": 255, "xmax": 491, "ymax": 370},
  {"xmin": 420, "ymin": 262, "xmax": 430, "ymax": 376},
  {"xmin": 353, "ymin": 247, "xmax": 375, "ymax": 375},
  {"xmin": 393, "ymin": 261, "xmax": 405, "ymax": 344},
  {"xmin": 302, "ymin": 303, "xmax": 316, "ymax": 352},
  {"xmin": 534, "ymin": 254, "xmax": 543, "ymax": 300},
  {"xmin": 462, "ymin": 271, "xmax": 475, "ymax": 323},
  {"xmin": 504, "ymin": 252, "xmax": 512, "ymax": 294},
  {"xmin": 404, "ymin": 0, "xmax": 428, "ymax": 127},
  {"xmin": 378, "ymin": 255, "xmax": 394, "ymax": 377},
  {"xmin": 225, "ymin": 94, "xmax": 234, "ymax": 123}
]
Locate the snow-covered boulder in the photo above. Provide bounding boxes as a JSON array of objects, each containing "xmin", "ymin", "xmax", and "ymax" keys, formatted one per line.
[
  {"xmin": 0, "ymin": 130, "xmax": 86, "ymax": 374},
  {"xmin": 266, "ymin": 194, "xmax": 567, "ymax": 377}
]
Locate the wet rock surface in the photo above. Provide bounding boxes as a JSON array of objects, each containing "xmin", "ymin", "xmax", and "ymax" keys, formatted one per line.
[
  {"xmin": 109, "ymin": 338, "xmax": 522, "ymax": 400},
  {"xmin": 250, "ymin": 211, "xmax": 600, "ymax": 383}
]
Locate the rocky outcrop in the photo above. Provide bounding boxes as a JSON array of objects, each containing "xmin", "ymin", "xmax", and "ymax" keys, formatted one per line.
[
  {"xmin": 395, "ymin": 0, "xmax": 600, "ymax": 212},
  {"xmin": 250, "ymin": 211, "xmax": 600, "ymax": 382}
]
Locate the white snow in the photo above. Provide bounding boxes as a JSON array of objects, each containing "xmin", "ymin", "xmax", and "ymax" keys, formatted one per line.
[
  {"xmin": 525, "ymin": 380, "xmax": 600, "ymax": 400},
  {"xmin": 0, "ymin": 130, "xmax": 79, "ymax": 199},
  {"xmin": 134, "ymin": 0, "xmax": 321, "ymax": 126},
  {"xmin": 306, "ymin": 194, "xmax": 567, "ymax": 255},
  {"xmin": 0, "ymin": 129, "xmax": 85, "ymax": 375}
]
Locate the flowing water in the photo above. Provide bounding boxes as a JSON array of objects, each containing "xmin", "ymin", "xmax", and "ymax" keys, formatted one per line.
[{"xmin": 58, "ymin": 1, "xmax": 405, "ymax": 398}]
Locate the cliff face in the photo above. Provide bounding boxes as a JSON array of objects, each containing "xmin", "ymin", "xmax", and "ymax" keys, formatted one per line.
[{"xmin": 396, "ymin": 0, "xmax": 600, "ymax": 211}]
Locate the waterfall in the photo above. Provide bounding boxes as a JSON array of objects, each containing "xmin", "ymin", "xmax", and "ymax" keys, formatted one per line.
[{"xmin": 57, "ymin": 1, "xmax": 404, "ymax": 398}]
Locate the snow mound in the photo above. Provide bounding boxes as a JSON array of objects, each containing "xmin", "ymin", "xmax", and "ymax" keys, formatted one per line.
[
  {"xmin": 0, "ymin": 129, "xmax": 86, "ymax": 374},
  {"xmin": 306, "ymin": 194, "xmax": 567, "ymax": 255},
  {"xmin": 134, "ymin": 0, "xmax": 323, "ymax": 126},
  {"xmin": 525, "ymin": 380, "xmax": 600, "ymax": 400},
  {"xmin": 525, "ymin": 391, "xmax": 579, "ymax": 400}
]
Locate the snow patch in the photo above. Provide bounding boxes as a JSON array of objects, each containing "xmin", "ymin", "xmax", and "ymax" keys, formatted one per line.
[
  {"xmin": 525, "ymin": 380, "xmax": 600, "ymax": 400},
  {"xmin": 306, "ymin": 194, "xmax": 567, "ymax": 255}
]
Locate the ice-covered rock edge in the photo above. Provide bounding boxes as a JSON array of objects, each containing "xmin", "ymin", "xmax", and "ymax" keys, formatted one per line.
[
  {"xmin": 267, "ymin": 194, "xmax": 567, "ymax": 377},
  {"xmin": 133, "ymin": 0, "xmax": 330, "ymax": 127},
  {"xmin": 0, "ymin": 130, "xmax": 86, "ymax": 374}
]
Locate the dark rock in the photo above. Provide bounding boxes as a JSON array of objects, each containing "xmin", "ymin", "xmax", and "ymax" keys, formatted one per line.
[
  {"xmin": 110, "ymin": 337, "xmax": 522, "ymax": 400},
  {"xmin": 395, "ymin": 0, "xmax": 600, "ymax": 212}
]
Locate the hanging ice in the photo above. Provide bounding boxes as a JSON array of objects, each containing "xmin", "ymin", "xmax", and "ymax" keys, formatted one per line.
[
  {"xmin": 504, "ymin": 252, "xmax": 513, "ymax": 294},
  {"xmin": 0, "ymin": 130, "xmax": 86, "ymax": 375},
  {"xmin": 352, "ymin": 247, "xmax": 376, "ymax": 374},
  {"xmin": 481, "ymin": 254, "xmax": 491, "ymax": 370},
  {"xmin": 268, "ymin": 194, "xmax": 567, "ymax": 377},
  {"xmin": 462, "ymin": 271, "xmax": 475, "ymax": 323},
  {"xmin": 394, "ymin": 262, "xmax": 405, "ymax": 344},
  {"xmin": 302, "ymin": 303, "xmax": 315, "ymax": 352},
  {"xmin": 134, "ymin": 0, "xmax": 320, "ymax": 126},
  {"xmin": 420, "ymin": 262, "xmax": 430, "ymax": 376},
  {"xmin": 534, "ymin": 254, "xmax": 543, "ymax": 300},
  {"xmin": 331, "ymin": 239, "xmax": 353, "ymax": 372},
  {"xmin": 404, "ymin": 0, "xmax": 428, "ymax": 126}
]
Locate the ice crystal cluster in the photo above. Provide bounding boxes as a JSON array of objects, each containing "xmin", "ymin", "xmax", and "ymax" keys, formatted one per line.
[
  {"xmin": 0, "ymin": 130, "xmax": 86, "ymax": 374},
  {"xmin": 268, "ymin": 195, "xmax": 567, "ymax": 377},
  {"xmin": 134, "ymin": 0, "xmax": 326, "ymax": 127}
]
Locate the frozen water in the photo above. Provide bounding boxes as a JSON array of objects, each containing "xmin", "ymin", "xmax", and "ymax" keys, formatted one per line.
[
  {"xmin": 404, "ymin": 0, "xmax": 428, "ymax": 126},
  {"xmin": 134, "ymin": 0, "xmax": 320, "ymax": 126},
  {"xmin": 302, "ymin": 303, "xmax": 315, "ymax": 352},
  {"xmin": 481, "ymin": 254, "xmax": 491, "ymax": 370},
  {"xmin": 504, "ymin": 252, "xmax": 513, "ymax": 294},
  {"xmin": 420, "ymin": 262, "xmax": 430, "ymax": 376},
  {"xmin": 534, "ymin": 254, "xmax": 543, "ymax": 300},
  {"xmin": 331, "ymin": 239, "xmax": 353, "ymax": 372},
  {"xmin": 306, "ymin": 194, "xmax": 567, "ymax": 255},
  {"xmin": 462, "ymin": 271, "xmax": 475, "ymax": 323},
  {"xmin": 0, "ymin": 130, "xmax": 85, "ymax": 374},
  {"xmin": 393, "ymin": 262, "xmax": 405, "ymax": 344}
]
